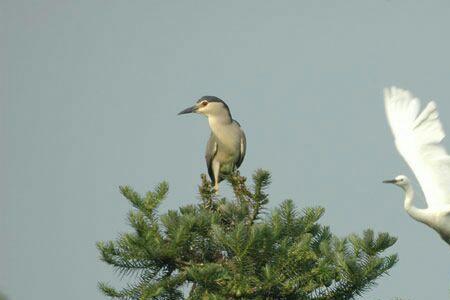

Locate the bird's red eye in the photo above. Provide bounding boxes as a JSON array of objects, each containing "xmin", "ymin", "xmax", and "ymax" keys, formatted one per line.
[{"xmin": 202, "ymin": 101, "xmax": 208, "ymax": 106}]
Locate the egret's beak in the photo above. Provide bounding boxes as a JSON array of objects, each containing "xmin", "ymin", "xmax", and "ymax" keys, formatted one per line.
[
  {"xmin": 383, "ymin": 179, "xmax": 398, "ymax": 184},
  {"xmin": 178, "ymin": 105, "xmax": 197, "ymax": 115}
]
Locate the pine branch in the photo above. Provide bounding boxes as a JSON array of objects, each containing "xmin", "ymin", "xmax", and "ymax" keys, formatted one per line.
[
  {"xmin": 98, "ymin": 170, "xmax": 398, "ymax": 300},
  {"xmin": 198, "ymin": 174, "xmax": 216, "ymax": 210},
  {"xmin": 249, "ymin": 169, "xmax": 271, "ymax": 224},
  {"xmin": 228, "ymin": 171, "xmax": 253, "ymax": 204}
]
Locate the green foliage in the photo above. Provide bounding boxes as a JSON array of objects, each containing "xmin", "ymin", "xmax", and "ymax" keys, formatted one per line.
[{"xmin": 98, "ymin": 170, "xmax": 398, "ymax": 300}]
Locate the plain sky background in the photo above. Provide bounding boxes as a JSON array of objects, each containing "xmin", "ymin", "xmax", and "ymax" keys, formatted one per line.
[{"xmin": 2, "ymin": 1, "xmax": 450, "ymax": 299}]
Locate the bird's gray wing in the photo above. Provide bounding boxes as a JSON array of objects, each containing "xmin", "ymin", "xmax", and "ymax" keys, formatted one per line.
[
  {"xmin": 205, "ymin": 133, "xmax": 218, "ymax": 182},
  {"xmin": 236, "ymin": 129, "xmax": 246, "ymax": 169}
]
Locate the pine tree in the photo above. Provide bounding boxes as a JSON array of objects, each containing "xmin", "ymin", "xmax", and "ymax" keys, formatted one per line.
[
  {"xmin": 0, "ymin": 292, "xmax": 7, "ymax": 300},
  {"xmin": 97, "ymin": 170, "xmax": 398, "ymax": 300}
]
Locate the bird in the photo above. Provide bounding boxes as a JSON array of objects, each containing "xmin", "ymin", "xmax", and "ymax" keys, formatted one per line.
[
  {"xmin": 383, "ymin": 86, "xmax": 450, "ymax": 246},
  {"xmin": 178, "ymin": 96, "xmax": 246, "ymax": 192}
]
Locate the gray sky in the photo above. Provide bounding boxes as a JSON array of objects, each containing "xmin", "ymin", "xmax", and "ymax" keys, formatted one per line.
[{"xmin": 2, "ymin": 1, "xmax": 450, "ymax": 299}]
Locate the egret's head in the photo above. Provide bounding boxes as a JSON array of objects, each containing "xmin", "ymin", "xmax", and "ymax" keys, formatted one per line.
[
  {"xmin": 383, "ymin": 175, "xmax": 410, "ymax": 189},
  {"xmin": 178, "ymin": 96, "xmax": 231, "ymax": 119}
]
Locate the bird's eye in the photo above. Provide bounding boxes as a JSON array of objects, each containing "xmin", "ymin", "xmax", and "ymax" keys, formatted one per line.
[{"xmin": 201, "ymin": 101, "xmax": 208, "ymax": 106}]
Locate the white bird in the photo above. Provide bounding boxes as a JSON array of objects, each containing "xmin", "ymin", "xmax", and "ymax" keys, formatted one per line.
[{"xmin": 383, "ymin": 87, "xmax": 450, "ymax": 245}]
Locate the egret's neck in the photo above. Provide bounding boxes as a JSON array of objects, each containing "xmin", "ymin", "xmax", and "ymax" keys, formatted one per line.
[
  {"xmin": 207, "ymin": 114, "xmax": 232, "ymax": 134},
  {"xmin": 403, "ymin": 184, "xmax": 414, "ymax": 211},
  {"xmin": 403, "ymin": 184, "xmax": 432, "ymax": 226}
]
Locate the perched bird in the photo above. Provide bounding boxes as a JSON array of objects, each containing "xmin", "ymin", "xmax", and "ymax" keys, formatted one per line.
[
  {"xmin": 384, "ymin": 86, "xmax": 450, "ymax": 245},
  {"xmin": 178, "ymin": 96, "xmax": 246, "ymax": 192}
]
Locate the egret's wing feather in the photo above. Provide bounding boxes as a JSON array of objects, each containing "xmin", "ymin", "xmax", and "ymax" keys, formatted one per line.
[
  {"xmin": 384, "ymin": 86, "xmax": 450, "ymax": 207},
  {"xmin": 236, "ymin": 129, "xmax": 246, "ymax": 169},
  {"xmin": 205, "ymin": 133, "xmax": 218, "ymax": 182}
]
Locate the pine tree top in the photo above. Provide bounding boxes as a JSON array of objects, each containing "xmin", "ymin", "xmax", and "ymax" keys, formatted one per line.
[{"xmin": 97, "ymin": 170, "xmax": 398, "ymax": 300}]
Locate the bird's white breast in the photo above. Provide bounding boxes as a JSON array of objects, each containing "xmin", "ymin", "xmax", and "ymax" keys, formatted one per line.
[
  {"xmin": 433, "ymin": 208, "xmax": 450, "ymax": 243},
  {"xmin": 208, "ymin": 118, "xmax": 241, "ymax": 155}
]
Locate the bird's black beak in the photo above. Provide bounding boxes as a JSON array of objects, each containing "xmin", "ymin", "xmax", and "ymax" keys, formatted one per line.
[
  {"xmin": 383, "ymin": 179, "xmax": 398, "ymax": 184},
  {"xmin": 178, "ymin": 105, "xmax": 197, "ymax": 115}
]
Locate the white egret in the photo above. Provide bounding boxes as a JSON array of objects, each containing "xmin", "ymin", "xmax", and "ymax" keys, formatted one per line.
[{"xmin": 384, "ymin": 87, "xmax": 450, "ymax": 245}]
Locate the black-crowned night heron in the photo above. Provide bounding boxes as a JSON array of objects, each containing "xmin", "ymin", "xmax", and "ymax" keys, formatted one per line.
[{"xmin": 178, "ymin": 96, "xmax": 246, "ymax": 192}]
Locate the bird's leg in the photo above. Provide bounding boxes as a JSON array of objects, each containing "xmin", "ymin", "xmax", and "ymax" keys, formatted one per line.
[
  {"xmin": 214, "ymin": 181, "xmax": 219, "ymax": 193},
  {"xmin": 212, "ymin": 160, "xmax": 221, "ymax": 194}
]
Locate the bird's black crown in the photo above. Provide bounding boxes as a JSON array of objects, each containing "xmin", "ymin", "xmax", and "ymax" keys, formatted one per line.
[{"xmin": 198, "ymin": 96, "xmax": 230, "ymax": 110}]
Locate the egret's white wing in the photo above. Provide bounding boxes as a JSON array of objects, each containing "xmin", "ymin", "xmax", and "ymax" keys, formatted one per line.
[{"xmin": 384, "ymin": 87, "xmax": 450, "ymax": 208}]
